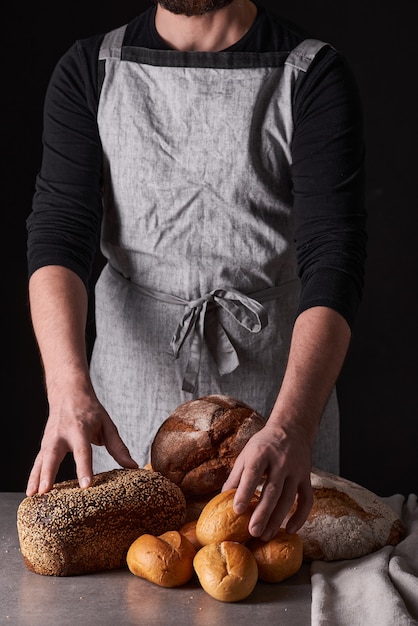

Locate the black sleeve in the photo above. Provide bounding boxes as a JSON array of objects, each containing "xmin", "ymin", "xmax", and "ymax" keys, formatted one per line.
[
  {"xmin": 291, "ymin": 47, "xmax": 367, "ymax": 329},
  {"xmin": 27, "ymin": 33, "xmax": 367, "ymax": 330},
  {"xmin": 26, "ymin": 36, "xmax": 103, "ymax": 289}
]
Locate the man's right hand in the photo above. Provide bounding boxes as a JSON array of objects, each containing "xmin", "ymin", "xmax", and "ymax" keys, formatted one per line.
[{"xmin": 26, "ymin": 391, "xmax": 138, "ymax": 496}]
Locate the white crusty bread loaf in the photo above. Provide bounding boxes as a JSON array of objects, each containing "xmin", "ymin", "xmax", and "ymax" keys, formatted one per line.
[
  {"xmin": 150, "ymin": 394, "xmax": 265, "ymax": 496},
  {"xmin": 17, "ymin": 468, "xmax": 186, "ymax": 576},
  {"xmin": 295, "ymin": 468, "xmax": 405, "ymax": 561}
]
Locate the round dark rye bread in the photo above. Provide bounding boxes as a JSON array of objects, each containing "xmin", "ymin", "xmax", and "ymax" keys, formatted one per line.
[
  {"xmin": 150, "ymin": 394, "xmax": 266, "ymax": 496},
  {"xmin": 17, "ymin": 468, "xmax": 186, "ymax": 576}
]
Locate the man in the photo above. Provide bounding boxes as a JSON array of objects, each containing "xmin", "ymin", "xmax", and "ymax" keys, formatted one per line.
[{"xmin": 26, "ymin": 0, "xmax": 367, "ymax": 542}]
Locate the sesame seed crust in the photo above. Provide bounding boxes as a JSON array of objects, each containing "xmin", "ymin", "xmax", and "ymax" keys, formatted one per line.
[{"xmin": 17, "ymin": 468, "xmax": 186, "ymax": 576}]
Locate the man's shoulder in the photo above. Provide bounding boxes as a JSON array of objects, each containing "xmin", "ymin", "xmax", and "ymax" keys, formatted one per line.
[{"xmin": 242, "ymin": 3, "xmax": 312, "ymax": 53}]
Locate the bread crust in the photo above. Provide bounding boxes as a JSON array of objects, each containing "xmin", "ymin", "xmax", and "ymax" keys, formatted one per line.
[
  {"xmin": 17, "ymin": 468, "xmax": 186, "ymax": 576},
  {"xmin": 196, "ymin": 488, "xmax": 259, "ymax": 546},
  {"xmin": 179, "ymin": 519, "xmax": 202, "ymax": 550},
  {"xmin": 127, "ymin": 530, "xmax": 196, "ymax": 587},
  {"xmin": 296, "ymin": 468, "xmax": 405, "ymax": 561},
  {"xmin": 151, "ymin": 395, "xmax": 265, "ymax": 495},
  {"xmin": 193, "ymin": 541, "xmax": 258, "ymax": 602},
  {"xmin": 247, "ymin": 529, "xmax": 303, "ymax": 582}
]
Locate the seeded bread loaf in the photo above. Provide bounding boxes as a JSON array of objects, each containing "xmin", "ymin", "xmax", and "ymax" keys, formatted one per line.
[{"xmin": 17, "ymin": 468, "xmax": 186, "ymax": 576}]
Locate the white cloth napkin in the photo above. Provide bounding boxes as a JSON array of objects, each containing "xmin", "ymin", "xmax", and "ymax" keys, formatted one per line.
[{"xmin": 311, "ymin": 493, "xmax": 418, "ymax": 626}]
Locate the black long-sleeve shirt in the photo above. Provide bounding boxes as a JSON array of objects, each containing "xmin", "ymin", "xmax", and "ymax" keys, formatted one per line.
[{"xmin": 27, "ymin": 3, "xmax": 367, "ymax": 329}]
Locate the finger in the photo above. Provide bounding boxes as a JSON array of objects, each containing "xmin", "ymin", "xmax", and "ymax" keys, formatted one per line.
[
  {"xmin": 247, "ymin": 475, "xmax": 289, "ymax": 539},
  {"xmin": 222, "ymin": 454, "xmax": 244, "ymax": 491},
  {"xmin": 260, "ymin": 480, "xmax": 298, "ymax": 540},
  {"xmin": 26, "ymin": 455, "xmax": 44, "ymax": 496},
  {"xmin": 286, "ymin": 480, "xmax": 313, "ymax": 534},
  {"xmin": 102, "ymin": 421, "xmax": 138, "ymax": 469},
  {"xmin": 73, "ymin": 439, "xmax": 94, "ymax": 489},
  {"xmin": 29, "ymin": 445, "xmax": 68, "ymax": 495},
  {"xmin": 231, "ymin": 457, "xmax": 269, "ymax": 516}
]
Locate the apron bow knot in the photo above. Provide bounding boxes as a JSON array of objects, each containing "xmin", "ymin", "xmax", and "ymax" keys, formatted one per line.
[
  {"xmin": 170, "ymin": 288, "xmax": 268, "ymax": 393},
  {"xmin": 107, "ymin": 265, "xmax": 299, "ymax": 395}
]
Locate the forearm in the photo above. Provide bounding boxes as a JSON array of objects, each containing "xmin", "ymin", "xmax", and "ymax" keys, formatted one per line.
[
  {"xmin": 26, "ymin": 266, "xmax": 138, "ymax": 495},
  {"xmin": 223, "ymin": 305, "xmax": 351, "ymax": 538},
  {"xmin": 28, "ymin": 265, "xmax": 93, "ymax": 399},
  {"xmin": 268, "ymin": 305, "xmax": 351, "ymax": 444}
]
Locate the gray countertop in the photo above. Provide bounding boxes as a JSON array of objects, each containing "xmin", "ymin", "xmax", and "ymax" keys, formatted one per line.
[{"xmin": 1, "ymin": 493, "xmax": 312, "ymax": 625}]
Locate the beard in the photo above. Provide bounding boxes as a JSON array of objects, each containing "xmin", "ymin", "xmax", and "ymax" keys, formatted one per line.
[{"xmin": 155, "ymin": 0, "xmax": 235, "ymax": 17}]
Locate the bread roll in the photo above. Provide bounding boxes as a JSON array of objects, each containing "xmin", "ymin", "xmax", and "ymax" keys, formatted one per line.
[
  {"xmin": 127, "ymin": 530, "xmax": 196, "ymax": 587},
  {"xmin": 196, "ymin": 488, "xmax": 259, "ymax": 546},
  {"xmin": 247, "ymin": 529, "xmax": 303, "ymax": 582},
  {"xmin": 193, "ymin": 541, "xmax": 258, "ymax": 602},
  {"xmin": 151, "ymin": 395, "xmax": 265, "ymax": 495},
  {"xmin": 295, "ymin": 468, "xmax": 405, "ymax": 561},
  {"xmin": 179, "ymin": 519, "xmax": 202, "ymax": 551},
  {"xmin": 17, "ymin": 468, "xmax": 186, "ymax": 576}
]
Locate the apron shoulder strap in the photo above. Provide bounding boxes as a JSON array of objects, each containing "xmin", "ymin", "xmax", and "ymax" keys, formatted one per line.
[
  {"xmin": 99, "ymin": 24, "xmax": 128, "ymax": 60},
  {"xmin": 285, "ymin": 38, "xmax": 334, "ymax": 73},
  {"xmin": 98, "ymin": 24, "xmax": 128, "ymax": 95}
]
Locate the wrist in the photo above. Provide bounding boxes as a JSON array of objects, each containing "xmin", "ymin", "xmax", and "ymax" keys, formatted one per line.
[
  {"xmin": 45, "ymin": 362, "xmax": 94, "ymax": 399},
  {"xmin": 267, "ymin": 399, "xmax": 319, "ymax": 448}
]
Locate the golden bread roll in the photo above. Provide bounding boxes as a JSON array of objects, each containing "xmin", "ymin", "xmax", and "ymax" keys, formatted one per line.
[
  {"xmin": 179, "ymin": 519, "xmax": 202, "ymax": 551},
  {"xmin": 151, "ymin": 395, "xmax": 265, "ymax": 495},
  {"xmin": 247, "ymin": 529, "xmax": 303, "ymax": 582},
  {"xmin": 127, "ymin": 530, "xmax": 196, "ymax": 587},
  {"xmin": 194, "ymin": 541, "xmax": 258, "ymax": 602},
  {"xmin": 196, "ymin": 488, "xmax": 259, "ymax": 546},
  {"xmin": 17, "ymin": 468, "xmax": 186, "ymax": 576}
]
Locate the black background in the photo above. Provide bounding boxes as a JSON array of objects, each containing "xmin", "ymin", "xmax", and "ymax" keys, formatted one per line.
[{"xmin": 3, "ymin": 1, "xmax": 417, "ymax": 495}]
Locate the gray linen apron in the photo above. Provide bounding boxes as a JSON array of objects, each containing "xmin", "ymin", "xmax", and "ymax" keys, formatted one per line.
[{"xmin": 90, "ymin": 27, "xmax": 340, "ymax": 473}]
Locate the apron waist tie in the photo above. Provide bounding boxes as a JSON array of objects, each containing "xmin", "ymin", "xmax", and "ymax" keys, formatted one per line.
[{"xmin": 108, "ymin": 265, "xmax": 299, "ymax": 393}]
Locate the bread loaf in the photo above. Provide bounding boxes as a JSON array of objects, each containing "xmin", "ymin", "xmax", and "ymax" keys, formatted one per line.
[
  {"xmin": 17, "ymin": 468, "xmax": 186, "ymax": 576},
  {"xmin": 151, "ymin": 394, "xmax": 265, "ymax": 495},
  {"xmin": 295, "ymin": 468, "xmax": 405, "ymax": 561},
  {"xmin": 143, "ymin": 462, "xmax": 216, "ymax": 524}
]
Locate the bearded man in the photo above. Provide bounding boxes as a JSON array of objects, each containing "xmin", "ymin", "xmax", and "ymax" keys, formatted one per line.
[{"xmin": 25, "ymin": 0, "xmax": 367, "ymax": 541}]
